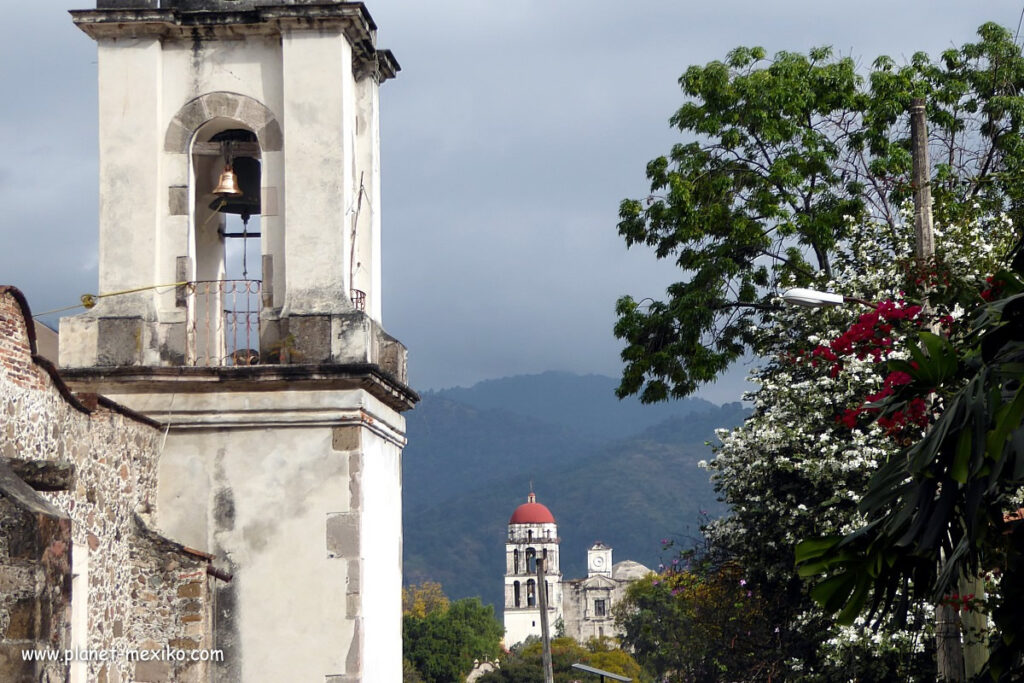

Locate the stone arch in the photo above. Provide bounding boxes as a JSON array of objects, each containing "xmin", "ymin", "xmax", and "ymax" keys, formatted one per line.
[{"xmin": 164, "ymin": 91, "xmax": 282, "ymax": 153}]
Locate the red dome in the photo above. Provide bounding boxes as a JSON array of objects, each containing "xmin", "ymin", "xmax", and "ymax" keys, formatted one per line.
[{"xmin": 509, "ymin": 493, "xmax": 555, "ymax": 524}]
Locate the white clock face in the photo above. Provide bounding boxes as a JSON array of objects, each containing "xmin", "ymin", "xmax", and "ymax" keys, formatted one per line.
[{"xmin": 592, "ymin": 556, "xmax": 605, "ymax": 568}]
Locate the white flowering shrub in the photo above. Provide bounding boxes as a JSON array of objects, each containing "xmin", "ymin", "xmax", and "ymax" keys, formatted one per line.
[{"xmin": 703, "ymin": 208, "xmax": 1014, "ymax": 680}]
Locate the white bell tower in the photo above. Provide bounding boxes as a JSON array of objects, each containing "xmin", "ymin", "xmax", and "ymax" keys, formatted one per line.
[
  {"xmin": 503, "ymin": 492, "xmax": 563, "ymax": 646},
  {"xmin": 60, "ymin": 2, "xmax": 413, "ymax": 681}
]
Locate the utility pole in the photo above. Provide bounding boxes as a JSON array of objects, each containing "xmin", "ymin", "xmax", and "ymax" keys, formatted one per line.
[
  {"xmin": 537, "ymin": 557, "xmax": 554, "ymax": 683},
  {"xmin": 910, "ymin": 98, "xmax": 935, "ymax": 263},
  {"xmin": 911, "ymin": 95, "xmax": 960, "ymax": 683},
  {"xmin": 912, "ymin": 97, "xmax": 980, "ymax": 683}
]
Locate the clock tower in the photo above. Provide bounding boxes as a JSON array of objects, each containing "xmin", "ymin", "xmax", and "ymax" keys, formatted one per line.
[{"xmin": 587, "ymin": 542, "xmax": 612, "ymax": 578}]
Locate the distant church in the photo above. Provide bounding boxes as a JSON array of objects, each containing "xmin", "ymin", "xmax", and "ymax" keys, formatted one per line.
[{"xmin": 503, "ymin": 493, "xmax": 651, "ymax": 645}]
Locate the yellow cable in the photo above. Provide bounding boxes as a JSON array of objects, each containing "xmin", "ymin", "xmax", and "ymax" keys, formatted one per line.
[
  {"xmin": 32, "ymin": 282, "xmax": 189, "ymax": 318},
  {"xmin": 34, "ymin": 200, "xmax": 229, "ymax": 318}
]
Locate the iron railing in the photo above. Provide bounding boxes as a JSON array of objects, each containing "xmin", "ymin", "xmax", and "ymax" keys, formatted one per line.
[
  {"xmin": 185, "ymin": 279, "xmax": 262, "ymax": 367},
  {"xmin": 351, "ymin": 288, "xmax": 366, "ymax": 311}
]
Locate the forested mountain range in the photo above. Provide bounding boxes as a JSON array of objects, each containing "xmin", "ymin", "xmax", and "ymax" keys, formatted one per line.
[{"xmin": 402, "ymin": 371, "xmax": 749, "ymax": 615}]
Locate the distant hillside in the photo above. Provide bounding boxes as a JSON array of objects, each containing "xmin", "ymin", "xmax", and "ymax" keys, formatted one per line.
[
  {"xmin": 402, "ymin": 372, "xmax": 748, "ymax": 615},
  {"xmin": 403, "ymin": 397, "xmax": 599, "ymax": 514},
  {"xmin": 428, "ymin": 371, "xmax": 716, "ymax": 440}
]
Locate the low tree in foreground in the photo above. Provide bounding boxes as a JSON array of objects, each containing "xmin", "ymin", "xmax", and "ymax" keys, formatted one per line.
[
  {"xmin": 402, "ymin": 582, "xmax": 504, "ymax": 683},
  {"xmin": 403, "ymin": 580, "xmax": 450, "ymax": 618},
  {"xmin": 616, "ymin": 554, "xmax": 782, "ymax": 682},
  {"xmin": 478, "ymin": 636, "xmax": 646, "ymax": 683}
]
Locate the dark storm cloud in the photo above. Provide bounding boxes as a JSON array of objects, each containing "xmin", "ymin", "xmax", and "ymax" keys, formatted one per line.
[{"xmin": 2, "ymin": 1, "xmax": 1020, "ymax": 401}]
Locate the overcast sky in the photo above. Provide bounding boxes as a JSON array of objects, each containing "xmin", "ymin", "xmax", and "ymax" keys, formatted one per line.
[{"xmin": 1, "ymin": 1, "xmax": 1020, "ymax": 403}]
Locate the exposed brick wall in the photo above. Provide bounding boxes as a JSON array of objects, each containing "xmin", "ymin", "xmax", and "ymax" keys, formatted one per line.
[
  {"xmin": 0, "ymin": 290, "xmax": 45, "ymax": 393},
  {"xmin": 0, "ymin": 288, "xmax": 214, "ymax": 682}
]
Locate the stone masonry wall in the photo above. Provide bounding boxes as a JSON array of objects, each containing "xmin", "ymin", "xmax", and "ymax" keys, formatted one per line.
[
  {"xmin": 0, "ymin": 287, "xmax": 213, "ymax": 683},
  {"xmin": 0, "ymin": 489, "xmax": 72, "ymax": 683}
]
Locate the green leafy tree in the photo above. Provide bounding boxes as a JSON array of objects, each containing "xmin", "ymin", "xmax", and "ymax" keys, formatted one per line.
[
  {"xmin": 616, "ymin": 21, "xmax": 1024, "ymax": 680},
  {"xmin": 402, "ymin": 593, "xmax": 504, "ymax": 683},
  {"xmin": 616, "ymin": 558, "xmax": 784, "ymax": 682},
  {"xmin": 403, "ymin": 658, "xmax": 425, "ymax": 683},
  {"xmin": 616, "ymin": 23, "xmax": 1024, "ymax": 403}
]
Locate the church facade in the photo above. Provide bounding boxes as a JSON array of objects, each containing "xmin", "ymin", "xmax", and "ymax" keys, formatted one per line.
[{"xmin": 502, "ymin": 494, "xmax": 651, "ymax": 646}]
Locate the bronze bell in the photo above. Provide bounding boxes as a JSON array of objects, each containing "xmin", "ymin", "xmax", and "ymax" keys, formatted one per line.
[
  {"xmin": 209, "ymin": 156, "xmax": 261, "ymax": 219},
  {"xmin": 213, "ymin": 165, "xmax": 243, "ymax": 197}
]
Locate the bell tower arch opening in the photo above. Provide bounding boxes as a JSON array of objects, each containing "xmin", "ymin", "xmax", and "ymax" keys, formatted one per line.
[{"xmin": 188, "ymin": 119, "xmax": 264, "ymax": 366}]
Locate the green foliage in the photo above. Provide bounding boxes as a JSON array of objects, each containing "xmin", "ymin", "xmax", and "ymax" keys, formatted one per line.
[
  {"xmin": 615, "ymin": 560, "xmax": 783, "ymax": 682},
  {"xmin": 617, "ymin": 23, "xmax": 1024, "ymax": 402},
  {"xmin": 673, "ymin": 102, "xmax": 1013, "ymax": 681},
  {"xmin": 403, "ymin": 595, "xmax": 504, "ymax": 683},
  {"xmin": 403, "ymin": 658, "xmax": 425, "ymax": 683},
  {"xmin": 478, "ymin": 636, "xmax": 647, "ymax": 683}
]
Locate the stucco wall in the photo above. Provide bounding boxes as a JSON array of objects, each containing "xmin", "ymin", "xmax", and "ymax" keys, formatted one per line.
[
  {"xmin": 359, "ymin": 428, "xmax": 403, "ymax": 682},
  {"xmin": 61, "ymin": 8, "xmax": 396, "ymax": 370},
  {"xmin": 113, "ymin": 384, "xmax": 409, "ymax": 682}
]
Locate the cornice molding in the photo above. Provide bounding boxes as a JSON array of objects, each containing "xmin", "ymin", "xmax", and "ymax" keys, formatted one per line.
[{"xmin": 70, "ymin": 3, "xmax": 400, "ymax": 82}]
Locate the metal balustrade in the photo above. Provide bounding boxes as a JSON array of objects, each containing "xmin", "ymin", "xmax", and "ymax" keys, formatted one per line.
[
  {"xmin": 351, "ymin": 288, "xmax": 366, "ymax": 311},
  {"xmin": 185, "ymin": 279, "xmax": 262, "ymax": 367}
]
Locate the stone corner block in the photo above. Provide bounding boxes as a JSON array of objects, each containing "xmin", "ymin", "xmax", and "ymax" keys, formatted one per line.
[
  {"xmin": 325, "ymin": 512, "xmax": 359, "ymax": 559},
  {"xmin": 168, "ymin": 186, "xmax": 189, "ymax": 216},
  {"xmin": 331, "ymin": 426, "xmax": 361, "ymax": 452},
  {"xmin": 97, "ymin": 317, "xmax": 143, "ymax": 366}
]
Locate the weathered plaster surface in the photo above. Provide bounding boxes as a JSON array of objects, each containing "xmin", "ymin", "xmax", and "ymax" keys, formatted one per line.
[
  {"xmin": 75, "ymin": 376, "xmax": 409, "ymax": 682},
  {"xmin": 62, "ymin": 5, "xmax": 401, "ymax": 369}
]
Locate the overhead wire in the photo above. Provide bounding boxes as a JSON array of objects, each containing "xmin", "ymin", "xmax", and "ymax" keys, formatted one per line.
[{"xmin": 32, "ymin": 282, "xmax": 189, "ymax": 318}]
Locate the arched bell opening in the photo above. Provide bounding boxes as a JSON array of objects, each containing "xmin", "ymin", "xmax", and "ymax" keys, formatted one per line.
[{"xmin": 188, "ymin": 119, "xmax": 264, "ymax": 366}]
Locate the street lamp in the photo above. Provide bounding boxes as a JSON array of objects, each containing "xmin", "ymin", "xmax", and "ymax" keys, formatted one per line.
[
  {"xmin": 781, "ymin": 288, "xmax": 876, "ymax": 309},
  {"xmin": 570, "ymin": 663, "xmax": 632, "ymax": 682}
]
